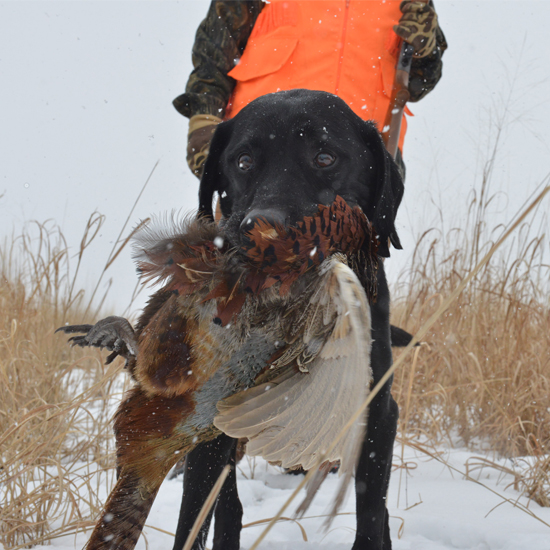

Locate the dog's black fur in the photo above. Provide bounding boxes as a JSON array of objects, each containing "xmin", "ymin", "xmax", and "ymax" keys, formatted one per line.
[{"xmin": 173, "ymin": 89, "xmax": 404, "ymax": 550}]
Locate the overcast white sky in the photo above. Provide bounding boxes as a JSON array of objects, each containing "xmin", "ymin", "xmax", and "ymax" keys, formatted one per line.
[{"xmin": 1, "ymin": 1, "xmax": 549, "ymax": 313}]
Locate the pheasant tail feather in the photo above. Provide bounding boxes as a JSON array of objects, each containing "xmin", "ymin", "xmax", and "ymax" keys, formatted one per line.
[{"xmin": 84, "ymin": 472, "xmax": 161, "ymax": 550}]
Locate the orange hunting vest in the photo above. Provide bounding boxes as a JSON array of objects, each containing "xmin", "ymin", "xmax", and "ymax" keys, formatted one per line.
[{"xmin": 227, "ymin": 0, "xmax": 410, "ymax": 151}]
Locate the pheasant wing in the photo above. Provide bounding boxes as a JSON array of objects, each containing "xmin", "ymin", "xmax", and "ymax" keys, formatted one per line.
[{"xmin": 214, "ymin": 256, "xmax": 372, "ymax": 484}]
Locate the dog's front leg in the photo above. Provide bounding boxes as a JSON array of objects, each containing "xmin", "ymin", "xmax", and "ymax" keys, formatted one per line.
[
  {"xmin": 353, "ymin": 265, "xmax": 398, "ymax": 550},
  {"xmin": 212, "ymin": 447, "xmax": 242, "ymax": 550},
  {"xmin": 172, "ymin": 434, "xmax": 241, "ymax": 550},
  {"xmin": 353, "ymin": 388, "xmax": 398, "ymax": 550}
]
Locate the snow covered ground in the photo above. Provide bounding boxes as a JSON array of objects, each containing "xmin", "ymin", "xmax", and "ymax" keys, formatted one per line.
[{"xmin": 33, "ymin": 445, "xmax": 550, "ymax": 550}]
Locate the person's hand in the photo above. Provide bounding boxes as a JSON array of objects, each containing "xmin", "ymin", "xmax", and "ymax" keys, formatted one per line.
[
  {"xmin": 393, "ymin": 1, "xmax": 439, "ymax": 58},
  {"xmin": 187, "ymin": 114, "xmax": 222, "ymax": 178}
]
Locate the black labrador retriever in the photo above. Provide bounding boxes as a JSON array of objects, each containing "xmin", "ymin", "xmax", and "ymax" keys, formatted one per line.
[{"xmin": 173, "ymin": 89, "xmax": 404, "ymax": 550}]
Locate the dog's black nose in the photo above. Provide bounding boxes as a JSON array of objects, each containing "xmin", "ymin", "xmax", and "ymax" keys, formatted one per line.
[{"xmin": 240, "ymin": 209, "xmax": 287, "ymax": 233}]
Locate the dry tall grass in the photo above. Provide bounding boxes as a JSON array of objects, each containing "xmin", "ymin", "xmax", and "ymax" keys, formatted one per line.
[
  {"xmin": 391, "ymin": 177, "xmax": 550, "ymax": 506},
  {"xmin": 0, "ymin": 218, "xmax": 128, "ymax": 548}
]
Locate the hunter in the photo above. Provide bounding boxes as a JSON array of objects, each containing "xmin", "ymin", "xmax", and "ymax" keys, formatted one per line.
[{"xmin": 173, "ymin": 0, "xmax": 447, "ymax": 180}]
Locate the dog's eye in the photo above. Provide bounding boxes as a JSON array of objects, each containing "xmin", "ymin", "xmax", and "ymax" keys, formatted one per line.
[
  {"xmin": 315, "ymin": 152, "xmax": 336, "ymax": 168},
  {"xmin": 237, "ymin": 153, "xmax": 254, "ymax": 171}
]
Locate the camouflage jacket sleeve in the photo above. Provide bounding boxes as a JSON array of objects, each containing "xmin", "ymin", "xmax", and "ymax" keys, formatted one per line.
[
  {"xmin": 173, "ymin": 1, "xmax": 264, "ymax": 119},
  {"xmin": 408, "ymin": 1, "xmax": 448, "ymax": 103}
]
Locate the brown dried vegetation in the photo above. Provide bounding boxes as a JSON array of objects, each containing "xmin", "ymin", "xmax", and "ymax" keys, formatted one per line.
[
  {"xmin": 0, "ymin": 217, "xmax": 129, "ymax": 548},
  {"xmin": 392, "ymin": 179, "xmax": 550, "ymax": 507}
]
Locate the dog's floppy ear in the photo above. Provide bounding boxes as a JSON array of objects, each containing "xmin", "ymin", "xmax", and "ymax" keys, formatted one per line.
[
  {"xmin": 198, "ymin": 119, "xmax": 234, "ymax": 220},
  {"xmin": 360, "ymin": 121, "xmax": 404, "ymax": 257}
]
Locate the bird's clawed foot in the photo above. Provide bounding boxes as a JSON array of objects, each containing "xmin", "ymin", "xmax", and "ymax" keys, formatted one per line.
[{"xmin": 56, "ymin": 315, "xmax": 138, "ymax": 365}]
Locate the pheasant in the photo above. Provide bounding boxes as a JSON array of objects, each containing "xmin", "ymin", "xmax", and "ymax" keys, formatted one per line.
[{"xmin": 58, "ymin": 196, "xmax": 379, "ymax": 550}]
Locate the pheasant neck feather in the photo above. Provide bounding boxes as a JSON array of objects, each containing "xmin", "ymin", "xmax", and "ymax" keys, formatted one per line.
[{"xmin": 242, "ymin": 195, "xmax": 378, "ymax": 297}]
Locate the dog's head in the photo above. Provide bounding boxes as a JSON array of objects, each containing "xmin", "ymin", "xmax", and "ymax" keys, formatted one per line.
[{"xmin": 198, "ymin": 89, "xmax": 403, "ymax": 257}]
